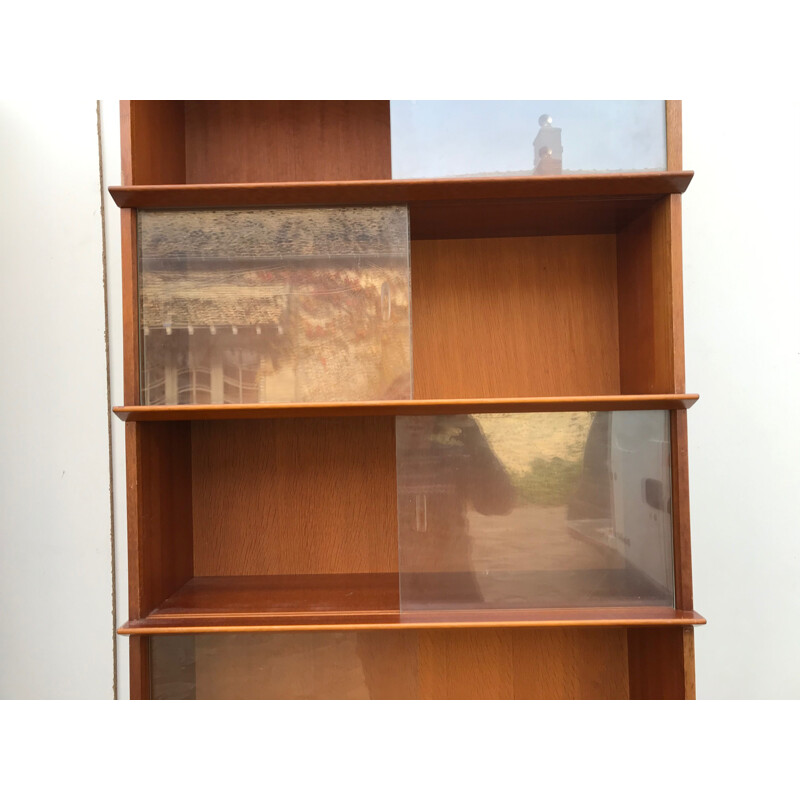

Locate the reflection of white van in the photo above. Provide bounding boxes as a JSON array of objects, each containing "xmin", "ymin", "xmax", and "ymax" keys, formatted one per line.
[{"xmin": 567, "ymin": 411, "xmax": 674, "ymax": 603}]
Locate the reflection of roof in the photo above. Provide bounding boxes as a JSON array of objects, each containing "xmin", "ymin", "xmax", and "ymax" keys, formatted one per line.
[
  {"xmin": 141, "ymin": 267, "xmax": 410, "ymax": 329},
  {"xmin": 140, "ymin": 206, "xmax": 409, "ymax": 260}
]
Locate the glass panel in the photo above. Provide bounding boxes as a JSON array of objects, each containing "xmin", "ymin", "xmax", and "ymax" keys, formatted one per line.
[
  {"xmin": 390, "ymin": 101, "xmax": 667, "ymax": 179},
  {"xmin": 149, "ymin": 628, "xmax": 633, "ymax": 699},
  {"xmin": 396, "ymin": 411, "xmax": 674, "ymax": 611},
  {"xmin": 138, "ymin": 206, "xmax": 411, "ymax": 405},
  {"xmin": 150, "ymin": 632, "xmax": 419, "ymax": 700}
]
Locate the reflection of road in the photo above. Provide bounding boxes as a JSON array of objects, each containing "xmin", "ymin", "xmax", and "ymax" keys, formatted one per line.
[
  {"xmin": 467, "ymin": 505, "xmax": 625, "ymax": 594},
  {"xmin": 401, "ymin": 501, "xmax": 662, "ymax": 610},
  {"xmin": 461, "ymin": 504, "xmax": 661, "ymax": 609}
]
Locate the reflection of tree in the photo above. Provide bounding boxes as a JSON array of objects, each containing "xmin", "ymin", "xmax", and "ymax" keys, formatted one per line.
[
  {"xmin": 567, "ymin": 412, "xmax": 612, "ymax": 522},
  {"xmin": 512, "ymin": 457, "xmax": 583, "ymax": 507}
]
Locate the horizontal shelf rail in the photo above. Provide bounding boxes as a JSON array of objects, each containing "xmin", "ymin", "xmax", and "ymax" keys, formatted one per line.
[
  {"xmin": 118, "ymin": 575, "xmax": 706, "ymax": 635},
  {"xmin": 109, "ymin": 171, "xmax": 693, "ymax": 209},
  {"xmin": 109, "ymin": 171, "xmax": 693, "ymax": 239},
  {"xmin": 114, "ymin": 393, "xmax": 699, "ymax": 422},
  {"xmin": 120, "ymin": 607, "xmax": 706, "ymax": 636}
]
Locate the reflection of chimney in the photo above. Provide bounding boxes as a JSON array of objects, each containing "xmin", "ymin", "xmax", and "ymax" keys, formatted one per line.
[{"xmin": 533, "ymin": 114, "xmax": 563, "ymax": 175}]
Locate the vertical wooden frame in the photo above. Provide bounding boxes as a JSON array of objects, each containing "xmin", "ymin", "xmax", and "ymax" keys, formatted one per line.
[
  {"xmin": 121, "ymin": 101, "xmax": 191, "ymax": 698},
  {"xmin": 665, "ymin": 100, "xmax": 683, "ymax": 172},
  {"xmin": 664, "ymin": 101, "xmax": 694, "ymax": 608},
  {"xmin": 626, "ymin": 101, "xmax": 696, "ymax": 698},
  {"xmin": 121, "ymin": 103, "xmax": 146, "ymax": 696},
  {"xmin": 628, "ymin": 626, "xmax": 695, "ymax": 700}
]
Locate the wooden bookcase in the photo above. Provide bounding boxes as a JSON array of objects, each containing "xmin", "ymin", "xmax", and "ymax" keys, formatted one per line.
[{"xmin": 112, "ymin": 100, "xmax": 703, "ymax": 699}]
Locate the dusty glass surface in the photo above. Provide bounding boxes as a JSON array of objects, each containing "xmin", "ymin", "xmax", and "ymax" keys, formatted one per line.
[
  {"xmin": 390, "ymin": 101, "xmax": 667, "ymax": 179},
  {"xmin": 138, "ymin": 206, "xmax": 411, "ymax": 405},
  {"xmin": 150, "ymin": 631, "xmax": 419, "ymax": 700},
  {"xmin": 396, "ymin": 411, "xmax": 674, "ymax": 610}
]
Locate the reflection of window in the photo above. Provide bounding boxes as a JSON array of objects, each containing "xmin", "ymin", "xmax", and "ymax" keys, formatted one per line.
[
  {"xmin": 223, "ymin": 347, "xmax": 260, "ymax": 404},
  {"xmin": 178, "ymin": 350, "xmax": 211, "ymax": 405},
  {"xmin": 142, "ymin": 336, "xmax": 166, "ymax": 405},
  {"xmin": 143, "ymin": 364, "xmax": 165, "ymax": 405}
]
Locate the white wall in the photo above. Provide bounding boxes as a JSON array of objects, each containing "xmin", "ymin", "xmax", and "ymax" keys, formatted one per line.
[
  {"xmin": 0, "ymin": 100, "xmax": 115, "ymax": 698},
  {"xmin": 683, "ymin": 100, "xmax": 800, "ymax": 698},
  {"xmin": 2, "ymin": 100, "xmax": 798, "ymax": 699},
  {"xmin": 98, "ymin": 101, "xmax": 129, "ymax": 700}
]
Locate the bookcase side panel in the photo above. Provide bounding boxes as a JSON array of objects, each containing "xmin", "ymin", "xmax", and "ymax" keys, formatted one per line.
[
  {"xmin": 126, "ymin": 420, "xmax": 194, "ymax": 698},
  {"xmin": 628, "ymin": 626, "xmax": 695, "ymax": 699},
  {"xmin": 127, "ymin": 422, "xmax": 194, "ymax": 617}
]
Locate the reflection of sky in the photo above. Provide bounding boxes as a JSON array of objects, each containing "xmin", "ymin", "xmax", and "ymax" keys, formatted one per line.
[{"xmin": 390, "ymin": 101, "xmax": 666, "ymax": 179}]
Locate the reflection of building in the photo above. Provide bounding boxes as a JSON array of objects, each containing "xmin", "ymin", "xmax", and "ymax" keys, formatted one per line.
[
  {"xmin": 533, "ymin": 114, "xmax": 563, "ymax": 175},
  {"xmin": 139, "ymin": 206, "xmax": 411, "ymax": 404}
]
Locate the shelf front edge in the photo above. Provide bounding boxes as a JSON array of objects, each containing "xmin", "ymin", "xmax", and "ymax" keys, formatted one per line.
[
  {"xmin": 108, "ymin": 171, "xmax": 694, "ymax": 209},
  {"xmin": 118, "ymin": 608, "xmax": 706, "ymax": 635},
  {"xmin": 114, "ymin": 394, "xmax": 699, "ymax": 422}
]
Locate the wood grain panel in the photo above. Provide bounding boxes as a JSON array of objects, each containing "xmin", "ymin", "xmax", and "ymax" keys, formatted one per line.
[
  {"xmin": 184, "ymin": 101, "xmax": 391, "ymax": 184},
  {"xmin": 125, "ymin": 422, "xmax": 147, "ymax": 700},
  {"xmin": 109, "ymin": 171, "xmax": 694, "ymax": 209},
  {"xmin": 682, "ymin": 627, "xmax": 696, "ymax": 700},
  {"xmin": 126, "ymin": 422, "xmax": 194, "ymax": 618},
  {"xmin": 671, "ymin": 410, "xmax": 694, "ymax": 610},
  {"xmin": 114, "ymin": 393, "xmax": 699, "ymax": 422},
  {"xmin": 129, "ymin": 636, "xmax": 151, "ymax": 700},
  {"xmin": 628, "ymin": 626, "xmax": 694, "ymax": 699},
  {"xmin": 121, "ymin": 566, "xmax": 706, "ymax": 634},
  {"xmin": 617, "ymin": 197, "xmax": 679, "ymax": 393},
  {"xmin": 142, "ymin": 573, "xmax": 399, "ymax": 623},
  {"xmin": 512, "ymin": 628, "xmax": 629, "ymax": 699},
  {"xmin": 410, "ymin": 197, "xmax": 663, "ymax": 240},
  {"xmin": 419, "ymin": 629, "xmax": 629, "ymax": 700},
  {"xmin": 121, "ymin": 100, "xmax": 188, "ymax": 698},
  {"xmin": 355, "ymin": 631, "xmax": 420, "ymax": 699},
  {"xmin": 149, "ymin": 633, "xmax": 196, "ymax": 700},
  {"xmin": 666, "ymin": 101, "xmax": 682, "ymax": 172},
  {"xmin": 668, "ymin": 194, "xmax": 686, "ymax": 392},
  {"xmin": 192, "ymin": 418, "xmax": 397, "ymax": 576},
  {"xmin": 122, "ymin": 101, "xmax": 186, "ymax": 185},
  {"xmin": 120, "ymin": 209, "xmax": 139, "ymax": 406},
  {"xmin": 192, "ymin": 631, "xmax": 418, "ymax": 699},
  {"xmin": 412, "ymin": 235, "xmax": 620, "ymax": 398},
  {"xmin": 419, "ymin": 628, "xmax": 515, "ymax": 699},
  {"xmin": 153, "ymin": 628, "xmax": 640, "ymax": 699}
]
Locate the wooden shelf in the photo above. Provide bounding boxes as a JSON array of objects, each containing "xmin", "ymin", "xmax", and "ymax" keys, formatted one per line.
[
  {"xmin": 109, "ymin": 171, "xmax": 694, "ymax": 208},
  {"xmin": 108, "ymin": 171, "xmax": 693, "ymax": 239},
  {"xmin": 118, "ymin": 575, "xmax": 706, "ymax": 635},
  {"xmin": 114, "ymin": 393, "xmax": 699, "ymax": 422}
]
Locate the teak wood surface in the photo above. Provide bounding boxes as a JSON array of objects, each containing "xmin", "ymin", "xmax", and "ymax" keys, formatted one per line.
[
  {"xmin": 114, "ymin": 393, "xmax": 699, "ymax": 422},
  {"xmin": 183, "ymin": 101, "xmax": 393, "ymax": 183},
  {"xmin": 192, "ymin": 417, "xmax": 398, "ymax": 576},
  {"xmin": 119, "ymin": 573, "xmax": 705, "ymax": 635},
  {"xmin": 119, "ymin": 100, "xmax": 699, "ymax": 699},
  {"xmin": 108, "ymin": 172, "xmax": 693, "ymax": 241},
  {"xmin": 413, "ymin": 234, "xmax": 621, "ymax": 397},
  {"xmin": 152, "ymin": 627, "xmax": 636, "ymax": 699},
  {"xmin": 108, "ymin": 171, "xmax": 693, "ymax": 208}
]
